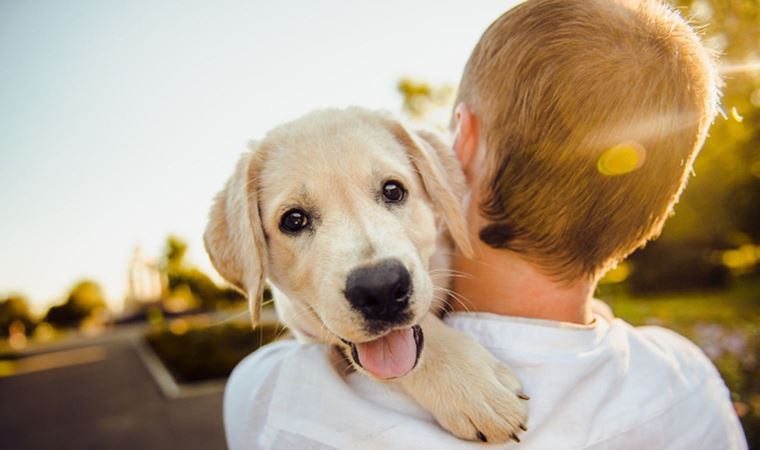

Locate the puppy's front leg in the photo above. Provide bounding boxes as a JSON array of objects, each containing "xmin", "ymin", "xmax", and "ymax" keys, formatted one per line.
[{"xmin": 398, "ymin": 314, "xmax": 528, "ymax": 443}]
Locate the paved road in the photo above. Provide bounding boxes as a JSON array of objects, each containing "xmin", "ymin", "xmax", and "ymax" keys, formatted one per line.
[{"xmin": 0, "ymin": 340, "xmax": 227, "ymax": 450}]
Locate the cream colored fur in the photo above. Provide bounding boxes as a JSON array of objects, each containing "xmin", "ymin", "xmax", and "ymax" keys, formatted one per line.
[{"xmin": 204, "ymin": 107, "xmax": 527, "ymax": 442}]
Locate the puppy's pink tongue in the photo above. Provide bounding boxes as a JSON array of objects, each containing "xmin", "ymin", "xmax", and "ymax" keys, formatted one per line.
[{"xmin": 355, "ymin": 327, "xmax": 416, "ymax": 379}]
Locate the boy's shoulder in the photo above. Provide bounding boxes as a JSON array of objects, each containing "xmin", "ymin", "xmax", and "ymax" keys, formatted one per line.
[
  {"xmin": 623, "ymin": 321, "xmax": 723, "ymax": 384},
  {"xmin": 583, "ymin": 320, "xmax": 747, "ymax": 449}
]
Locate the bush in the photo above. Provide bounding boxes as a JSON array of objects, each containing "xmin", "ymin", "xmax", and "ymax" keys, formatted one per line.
[
  {"xmin": 44, "ymin": 280, "xmax": 107, "ymax": 328},
  {"xmin": 162, "ymin": 235, "xmax": 245, "ymax": 311},
  {"xmin": 0, "ymin": 295, "xmax": 36, "ymax": 337},
  {"xmin": 627, "ymin": 240, "xmax": 730, "ymax": 294},
  {"xmin": 168, "ymin": 269, "xmax": 244, "ymax": 310},
  {"xmin": 145, "ymin": 321, "xmax": 280, "ymax": 383}
]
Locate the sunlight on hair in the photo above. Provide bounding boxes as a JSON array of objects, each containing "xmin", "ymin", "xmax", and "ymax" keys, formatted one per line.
[
  {"xmin": 597, "ymin": 141, "xmax": 646, "ymax": 176},
  {"xmin": 719, "ymin": 61, "xmax": 760, "ymax": 75}
]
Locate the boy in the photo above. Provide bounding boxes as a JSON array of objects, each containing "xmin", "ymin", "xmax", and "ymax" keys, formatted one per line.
[{"xmin": 224, "ymin": 0, "xmax": 747, "ymax": 448}]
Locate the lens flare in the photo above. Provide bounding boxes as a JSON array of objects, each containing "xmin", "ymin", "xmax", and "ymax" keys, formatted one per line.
[
  {"xmin": 719, "ymin": 61, "xmax": 760, "ymax": 75},
  {"xmin": 597, "ymin": 141, "xmax": 646, "ymax": 176}
]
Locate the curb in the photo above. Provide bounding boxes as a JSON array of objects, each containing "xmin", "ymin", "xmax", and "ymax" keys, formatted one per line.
[{"xmin": 131, "ymin": 339, "xmax": 226, "ymax": 399}]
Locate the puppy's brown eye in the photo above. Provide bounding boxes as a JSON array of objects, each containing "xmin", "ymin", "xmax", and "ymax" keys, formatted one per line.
[
  {"xmin": 280, "ymin": 209, "xmax": 309, "ymax": 234},
  {"xmin": 382, "ymin": 180, "xmax": 406, "ymax": 204}
]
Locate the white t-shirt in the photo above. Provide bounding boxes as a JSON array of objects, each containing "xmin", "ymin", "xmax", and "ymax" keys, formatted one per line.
[{"xmin": 224, "ymin": 312, "xmax": 747, "ymax": 449}]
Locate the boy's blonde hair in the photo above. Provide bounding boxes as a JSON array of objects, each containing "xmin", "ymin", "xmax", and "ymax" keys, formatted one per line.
[{"xmin": 456, "ymin": 0, "xmax": 720, "ymax": 280}]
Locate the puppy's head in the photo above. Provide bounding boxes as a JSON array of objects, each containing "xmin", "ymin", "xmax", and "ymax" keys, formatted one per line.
[{"xmin": 205, "ymin": 108, "xmax": 471, "ymax": 378}]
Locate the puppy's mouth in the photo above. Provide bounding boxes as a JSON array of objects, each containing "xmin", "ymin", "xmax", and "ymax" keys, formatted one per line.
[{"xmin": 341, "ymin": 325, "xmax": 423, "ymax": 379}]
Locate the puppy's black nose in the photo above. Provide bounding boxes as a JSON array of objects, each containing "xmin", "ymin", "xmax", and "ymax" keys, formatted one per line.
[{"xmin": 345, "ymin": 259, "xmax": 412, "ymax": 323}]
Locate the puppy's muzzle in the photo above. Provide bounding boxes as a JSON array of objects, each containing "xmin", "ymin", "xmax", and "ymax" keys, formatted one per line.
[{"xmin": 344, "ymin": 258, "xmax": 412, "ymax": 324}]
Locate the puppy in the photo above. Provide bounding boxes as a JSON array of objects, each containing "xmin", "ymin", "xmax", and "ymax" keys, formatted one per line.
[{"xmin": 205, "ymin": 107, "xmax": 528, "ymax": 443}]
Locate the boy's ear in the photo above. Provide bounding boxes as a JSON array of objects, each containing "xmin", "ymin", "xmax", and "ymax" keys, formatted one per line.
[
  {"xmin": 384, "ymin": 118, "xmax": 474, "ymax": 259},
  {"xmin": 453, "ymin": 102, "xmax": 479, "ymax": 178},
  {"xmin": 204, "ymin": 144, "xmax": 268, "ymax": 326}
]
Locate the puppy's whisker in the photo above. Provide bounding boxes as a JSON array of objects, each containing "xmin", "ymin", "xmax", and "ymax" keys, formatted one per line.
[
  {"xmin": 430, "ymin": 273, "xmax": 473, "ymax": 280},
  {"xmin": 430, "ymin": 250, "xmax": 467, "ymax": 258},
  {"xmin": 434, "ymin": 286, "xmax": 475, "ymax": 313},
  {"xmin": 273, "ymin": 322, "xmax": 290, "ymax": 342},
  {"xmin": 206, "ymin": 309, "xmax": 250, "ymax": 328},
  {"xmin": 429, "ymin": 299, "xmax": 449, "ymax": 316},
  {"xmin": 448, "ymin": 290, "xmax": 475, "ymax": 312},
  {"xmin": 431, "ymin": 292, "xmax": 452, "ymax": 312},
  {"xmin": 448, "ymin": 296, "xmax": 473, "ymax": 313},
  {"xmin": 429, "ymin": 268, "xmax": 473, "ymax": 277},
  {"xmin": 429, "ymin": 270, "xmax": 475, "ymax": 282}
]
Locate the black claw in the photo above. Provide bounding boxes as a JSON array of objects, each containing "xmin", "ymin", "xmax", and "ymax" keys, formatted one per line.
[
  {"xmin": 512, "ymin": 433, "xmax": 521, "ymax": 443},
  {"xmin": 519, "ymin": 423, "xmax": 528, "ymax": 432},
  {"xmin": 517, "ymin": 392, "xmax": 530, "ymax": 400},
  {"xmin": 476, "ymin": 431, "xmax": 487, "ymax": 442}
]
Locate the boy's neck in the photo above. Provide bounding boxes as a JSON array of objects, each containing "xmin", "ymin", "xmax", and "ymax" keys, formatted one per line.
[{"xmin": 450, "ymin": 242, "xmax": 596, "ymax": 325}]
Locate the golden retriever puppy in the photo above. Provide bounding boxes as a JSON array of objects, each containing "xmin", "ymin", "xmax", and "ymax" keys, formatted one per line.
[{"xmin": 204, "ymin": 107, "xmax": 528, "ymax": 442}]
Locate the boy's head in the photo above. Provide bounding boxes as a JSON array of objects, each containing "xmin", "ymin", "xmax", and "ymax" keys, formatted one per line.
[{"xmin": 453, "ymin": 0, "xmax": 720, "ymax": 281}]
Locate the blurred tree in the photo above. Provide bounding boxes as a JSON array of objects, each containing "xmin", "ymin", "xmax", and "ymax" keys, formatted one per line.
[
  {"xmin": 160, "ymin": 235, "xmax": 244, "ymax": 311},
  {"xmin": 397, "ymin": 77, "xmax": 456, "ymax": 128},
  {"xmin": 0, "ymin": 295, "xmax": 36, "ymax": 337},
  {"xmin": 164, "ymin": 235, "xmax": 189, "ymax": 273},
  {"xmin": 44, "ymin": 280, "xmax": 107, "ymax": 328}
]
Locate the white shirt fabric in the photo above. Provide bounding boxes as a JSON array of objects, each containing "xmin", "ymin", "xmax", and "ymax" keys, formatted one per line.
[{"xmin": 224, "ymin": 312, "xmax": 748, "ymax": 450}]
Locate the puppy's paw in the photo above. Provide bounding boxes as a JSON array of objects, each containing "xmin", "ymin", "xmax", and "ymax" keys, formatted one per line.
[
  {"xmin": 399, "ymin": 316, "xmax": 528, "ymax": 443},
  {"xmin": 432, "ymin": 357, "xmax": 528, "ymax": 443}
]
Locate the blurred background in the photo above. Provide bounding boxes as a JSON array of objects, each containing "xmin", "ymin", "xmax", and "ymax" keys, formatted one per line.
[{"xmin": 1, "ymin": 0, "xmax": 758, "ymax": 448}]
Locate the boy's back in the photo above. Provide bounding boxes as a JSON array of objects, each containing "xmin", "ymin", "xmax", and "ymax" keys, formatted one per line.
[{"xmin": 225, "ymin": 312, "xmax": 747, "ymax": 449}]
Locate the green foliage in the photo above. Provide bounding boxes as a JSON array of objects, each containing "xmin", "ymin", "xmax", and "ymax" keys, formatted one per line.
[
  {"xmin": 168, "ymin": 268, "xmax": 242, "ymax": 310},
  {"xmin": 627, "ymin": 241, "xmax": 731, "ymax": 293},
  {"xmin": 163, "ymin": 235, "xmax": 189, "ymax": 272},
  {"xmin": 161, "ymin": 235, "xmax": 244, "ymax": 311},
  {"xmin": 0, "ymin": 295, "xmax": 36, "ymax": 337},
  {"xmin": 44, "ymin": 280, "xmax": 107, "ymax": 328},
  {"xmin": 397, "ymin": 77, "xmax": 455, "ymax": 127},
  {"xmin": 145, "ymin": 322, "xmax": 280, "ymax": 383}
]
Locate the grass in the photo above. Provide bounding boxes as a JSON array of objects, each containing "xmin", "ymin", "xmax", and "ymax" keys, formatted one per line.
[{"xmin": 603, "ymin": 276, "xmax": 760, "ymax": 334}]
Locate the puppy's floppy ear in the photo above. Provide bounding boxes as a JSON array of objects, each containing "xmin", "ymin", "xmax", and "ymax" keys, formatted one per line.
[
  {"xmin": 204, "ymin": 143, "xmax": 267, "ymax": 326},
  {"xmin": 386, "ymin": 120, "xmax": 474, "ymax": 258}
]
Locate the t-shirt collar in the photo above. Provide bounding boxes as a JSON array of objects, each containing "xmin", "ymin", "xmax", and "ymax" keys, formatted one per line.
[{"xmin": 444, "ymin": 309, "xmax": 612, "ymax": 354}]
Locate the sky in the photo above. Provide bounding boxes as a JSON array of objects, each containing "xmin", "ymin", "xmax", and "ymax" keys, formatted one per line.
[{"xmin": 0, "ymin": 0, "xmax": 520, "ymax": 313}]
